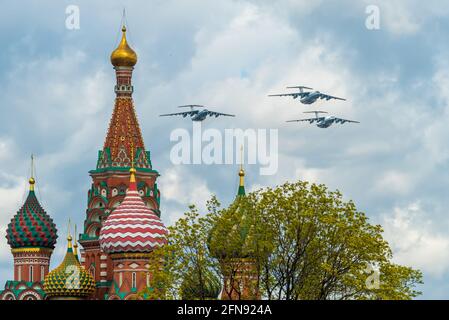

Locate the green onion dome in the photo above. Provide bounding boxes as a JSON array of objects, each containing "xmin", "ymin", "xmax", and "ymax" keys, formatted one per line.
[
  {"xmin": 6, "ymin": 179, "xmax": 58, "ymax": 249},
  {"xmin": 208, "ymin": 167, "xmax": 255, "ymax": 260},
  {"xmin": 181, "ymin": 270, "xmax": 221, "ymax": 300},
  {"xmin": 43, "ymin": 234, "xmax": 95, "ymax": 299}
]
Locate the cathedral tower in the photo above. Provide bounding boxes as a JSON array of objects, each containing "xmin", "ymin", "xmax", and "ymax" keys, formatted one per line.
[
  {"xmin": 78, "ymin": 23, "xmax": 161, "ymax": 299},
  {"xmin": 0, "ymin": 156, "xmax": 58, "ymax": 300},
  {"xmin": 99, "ymin": 166, "xmax": 168, "ymax": 300}
]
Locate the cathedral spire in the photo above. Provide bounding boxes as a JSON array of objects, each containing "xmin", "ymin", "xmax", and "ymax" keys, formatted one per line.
[
  {"xmin": 98, "ymin": 18, "xmax": 150, "ymax": 170},
  {"xmin": 80, "ymin": 19, "xmax": 162, "ymax": 299}
]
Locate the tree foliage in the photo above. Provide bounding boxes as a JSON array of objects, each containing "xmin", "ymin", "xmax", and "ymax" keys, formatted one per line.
[
  {"xmin": 143, "ymin": 180, "xmax": 423, "ymax": 300},
  {"xmin": 142, "ymin": 203, "xmax": 221, "ymax": 300}
]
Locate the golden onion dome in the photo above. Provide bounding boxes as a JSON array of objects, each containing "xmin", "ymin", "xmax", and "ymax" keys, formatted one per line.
[
  {"xmin": 110, "ymin": 25, "xmax": 137, "ymax": 67},
  {"xmin": 43, "ymin": 233, "xmax": 95, "ymax": 299}
]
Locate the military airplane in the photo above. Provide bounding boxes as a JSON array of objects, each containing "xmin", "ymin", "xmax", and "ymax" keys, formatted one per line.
[
  {"xmin": 159, "ymin": 105, "xmax": 235, "ymax": 122},
  {"xmin": 269, "ymin": 86, "xmax": 346, "ymax": 105},
  {"xmin": 286, "ymin": 111, "xmax": 359, "ymax": 128}
]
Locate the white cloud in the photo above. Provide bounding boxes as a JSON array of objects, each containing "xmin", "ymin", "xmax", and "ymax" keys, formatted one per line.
[
  {"xmin": 380, "ymin": 2, "xmax": 421, "ymax": 35},
  {"xmin": 0, "ymin": 179, "xmax": 26, "ymax": 261},
  {"xmin": 373, "ymin": 171, "xmax": 413, "ymax": 196},
  {"xmin": 159, "ymin": 166, "xmax": 212, "ymax": 224},
  {"xmin": 383, "ymin": 202, "xmax": 449, "ymax": 277}
]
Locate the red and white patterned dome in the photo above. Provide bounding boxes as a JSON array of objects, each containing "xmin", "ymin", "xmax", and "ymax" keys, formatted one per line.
[{"xmin": 99, "ymin": 169, "xmax": 168, "ymax": 254}]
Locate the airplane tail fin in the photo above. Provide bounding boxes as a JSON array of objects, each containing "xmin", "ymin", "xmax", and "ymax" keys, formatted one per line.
[
  {"xmin": 178, "ymin": 105, "xmax": 203, "ymax": 111},
  {"xmin": 286, "ymin": 86, "xmax": 313, "ymax": 93},
  {"xmin": 303, "ymin": 111, "xmax": 328, "ymax": 118}
]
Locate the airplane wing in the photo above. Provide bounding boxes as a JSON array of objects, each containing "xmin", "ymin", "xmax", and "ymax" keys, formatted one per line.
[
  {"xmin": 286, "ymin": 117, "xmax": 324, "ymax": 124},
  {"xmin": 207, "ymin": 111, "xmax": 235, "ymax": 118},
  {"xmin": 318, "ymin": 93, "xmax": 346, "ymax": 101},
  {"xmin": 159, "ymin": 110, "xmax": 199, "ymax": 117},
  {"xmin": 268, "ymin": 92, "xmax": 308, "ymax": 98},
  {"xmin": 333, "ymin": 117, "xmax": 360, "ymax": 124}
]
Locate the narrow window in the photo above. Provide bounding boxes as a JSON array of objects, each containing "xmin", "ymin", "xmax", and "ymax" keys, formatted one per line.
[
  {"xmin": 41, "ymin": 266, "xmax": 45, "ymax": 281},
  {"xmin": 132, "ymin": 272, "xmax": 137, "ymax": 289},
  {"xmin": 29, "ymin": 266, "xmax": 33, "ymax": 282}
]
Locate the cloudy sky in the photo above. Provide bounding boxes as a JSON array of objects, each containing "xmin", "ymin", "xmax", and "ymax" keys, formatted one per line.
[{"xmin": 1, "ymin": 0, "xmax": 449, "ymax": 299}]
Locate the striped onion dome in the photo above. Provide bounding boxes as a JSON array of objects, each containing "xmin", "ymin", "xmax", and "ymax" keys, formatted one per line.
[
  {"xmin": 99, "ymin": 168, "xmax": 168, "ymax": 254},
  {"xmin": 6, "ymin": 178, "xmax": 58, "ymax": 249},
  {"xmin": 44, "ymin": 233, "xmax": 95, "ymax": 299}
]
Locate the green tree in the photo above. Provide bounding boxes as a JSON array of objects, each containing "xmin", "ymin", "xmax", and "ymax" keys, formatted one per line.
[
  {"xmin": 242, "ymin": 181, "xmax": 423, "ymax": 300},
  {"xmin": 144, "ymin": 180, "xmax": 423, "ymax": 300}
]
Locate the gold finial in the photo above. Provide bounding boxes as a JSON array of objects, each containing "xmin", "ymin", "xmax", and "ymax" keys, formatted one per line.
[
  {"xmin": 29, "ymin": 154, "xmax": 36, "ymax": 191},
  {"xmin": 239, "ymin": 145, "xmax": 245, "ymax": 183},
  {"xmin": 110, "ymin": 15, "xmax": 137, "ymax": 67},
  {"xmin": 67, "ymin": 219, "xmax": 73, "ymax": 249},
  {"xmin": 130, "ymin": 140, "xmax": 136, "ymax": 183},
  {"xmin": 74, "ymin": 224, "xmax": 78, "ymax": 256},
  {"xmin": 121, "ymin": 8, "xmax": 126, "ymax": 32}
]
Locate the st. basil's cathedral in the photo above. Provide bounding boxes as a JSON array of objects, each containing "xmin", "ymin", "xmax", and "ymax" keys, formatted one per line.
[{"xmin": 0, "ymin": 23, "xmax": 257, "ymax": 300}]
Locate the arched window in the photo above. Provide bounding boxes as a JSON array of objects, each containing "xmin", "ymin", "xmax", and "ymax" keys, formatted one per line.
[
  {"xmin": 17, "ymin": 266, "xmax": 22, "ymax": 281},
  {"xmin": 119, "ymin": 272, "xmax": 123, "ymax": 287},
  {"xmin": 29, "ymin": 266, "xmax": 33, "ymax": 282},
  {"xmin": 146, "ymin": 273, "xmax": 150, "ymax": 287},
  {"xmin": 41, "ymin": 266, "xmax": 45, "ymax": 281},
  {"xmin": 132, "ymin": 272, "xmax": 137, "ymax": 289}
]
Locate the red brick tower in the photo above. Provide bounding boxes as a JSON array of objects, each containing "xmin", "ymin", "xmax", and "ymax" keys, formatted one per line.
[{"xmin": 78, "ymin": 24, "xmax": 161, "ymax": 299}]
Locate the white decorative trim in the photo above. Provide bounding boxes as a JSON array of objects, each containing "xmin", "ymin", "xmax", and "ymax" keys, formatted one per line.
[
  {"xmin": 101, "ymin": 240, "xmax": 165, "ymax": 249},
  {"xmin": 101, "ymin": 224, "xmax": 167, "ymax": 231},
  {"xmin": 101, "ymin": 232, "xmax": 167, "ymax": 239}
]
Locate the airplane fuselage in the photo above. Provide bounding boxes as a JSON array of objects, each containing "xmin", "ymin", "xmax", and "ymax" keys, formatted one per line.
[
  {"xmin": 299, "ymin": 91, "xmax": 321, "ymax": 104},
  {"xmin": 316, "ymin": 116, "xmax": 335, "ymax": 128},
  {"xmin": 191, "ymin": 109, "xmax": 209, "ymax": 121}
]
